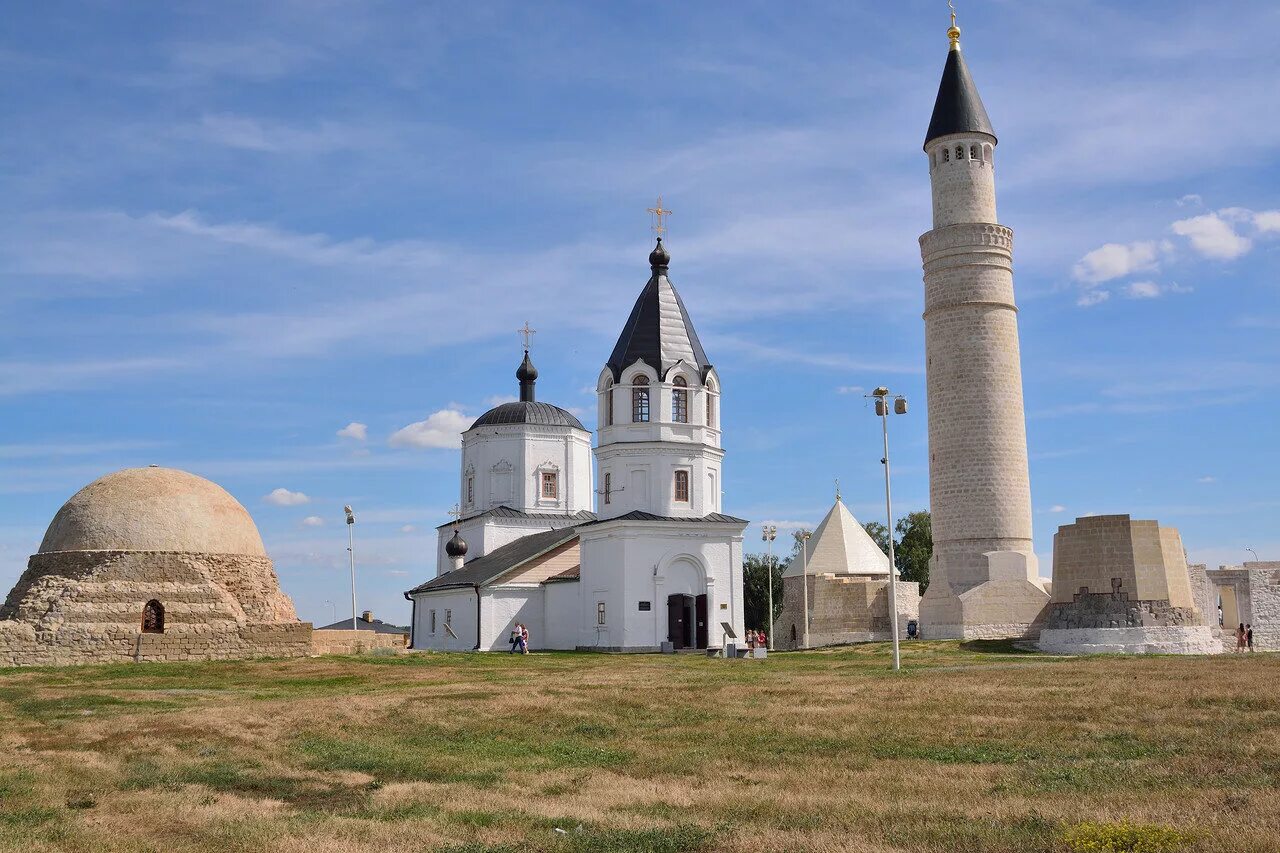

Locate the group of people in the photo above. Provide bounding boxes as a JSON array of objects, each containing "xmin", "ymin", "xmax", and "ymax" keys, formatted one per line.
[
  {"xmin": 745, "ymin": 628, "xmax": 767, "ymax": 650},
  {"xmin": 508, "ymin": 623, "xmax": 530, "ymax": 654},
  {"xmin": 1234, "ymin": 622, "xmax": 1255, "ymax": 652}
]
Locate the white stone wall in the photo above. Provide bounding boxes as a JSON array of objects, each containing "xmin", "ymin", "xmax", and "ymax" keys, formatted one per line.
[
  {"xmin": 542, "ymin": 580, "xmax": 580, "ymax": 649},
  {"xmin": 410, "ymin": 588, "xmax": 478, "ymax": 651},
  {"xmin": 458, "ymin": 424, "xmax": 593, "ymax": 517},
  {"xmin": 1038, "ymin": 626, "xmax": 1223, "ymax": 655}
]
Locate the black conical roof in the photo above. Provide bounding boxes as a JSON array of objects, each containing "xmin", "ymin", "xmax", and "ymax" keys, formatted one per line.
[
  {"xmin": 924, "ymin": 47, "xmax": 995, "ymax": 149},
  {"xmin": 605, "ymin": 240, "xmax": 712, "ymax": 381}
]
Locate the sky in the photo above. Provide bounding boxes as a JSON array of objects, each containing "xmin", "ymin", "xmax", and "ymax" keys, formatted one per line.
[{"xmin": 2, "ymin": 1, "xmax": 1278, "ymax": 628}]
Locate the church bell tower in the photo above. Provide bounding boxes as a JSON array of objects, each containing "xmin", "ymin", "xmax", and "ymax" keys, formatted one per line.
[{"xmin": 916, "ymin": 13, "xmax": 1049, "ymax": 639}]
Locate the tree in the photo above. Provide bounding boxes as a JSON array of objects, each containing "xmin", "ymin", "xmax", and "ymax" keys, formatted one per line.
[
  {"xmin": 863, "ymin": 521, "xmax": 891, "ymax": 558},
  {"xmin": 895, "ymin": 510, "xmax": 932, "ymax": 591},
  {"xmin": 742, "ymin": 552, "xmax": 784, "ymax": 631}
]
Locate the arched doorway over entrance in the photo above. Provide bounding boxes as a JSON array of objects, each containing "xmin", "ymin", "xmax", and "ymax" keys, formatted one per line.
[
  {"xmin": 663, "ymin": 557, "xmax": 707, "ymax": 649},
  {"xmin": 142, "ymin": 600, "xmax": 165, "ymax": 634}
]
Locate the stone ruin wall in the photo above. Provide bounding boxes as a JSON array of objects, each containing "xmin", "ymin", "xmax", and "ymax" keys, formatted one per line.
[
  {"xmin": 774, "ymin": 574, "xmax": 920, "ymax": 650},
  {"xmin": 0, "ymin": 550, "xmax": 310, "ymax": 667},
  {"xmin": 310, "ymin": 629, "xmax": 408, "ymax": 656}
]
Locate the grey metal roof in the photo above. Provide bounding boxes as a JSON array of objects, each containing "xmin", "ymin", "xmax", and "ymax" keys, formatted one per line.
[
  {"xmin": 606, "ymin": 239, "xmax": 713, "ymax": 382},
  {"xmin": 583, "ymin": 510, "xmax": 749, "ymax": 526},
  {"xmin": 407, "ymin": 526, "xmax": 581, "ymax": 594},
  {"xmin": 924, "ymin": 46, "xmax": 995, "ymax": 148},
  {"xmin": 469, "ymin": 401, "xmax": 586, "ymax": 431},
  {"xmin": 435, "ymin": 505, "xmax": 597, "ymax": 531},
  {"xmin": 315, "ymin": 617, "xmax": 409, "ymax": 634}
]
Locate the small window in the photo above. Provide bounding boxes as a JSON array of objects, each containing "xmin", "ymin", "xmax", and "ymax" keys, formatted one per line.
[
  {"xmin": 672, "ymin": 376, "xmax": 688, "ymax": 423},
  {"xmin": 466, "ymin": 475, "xmax": 474, "ymax": 503},
  {"xmin": 604, "ymin": 472, "xmax": 612, "ymax": 505},
  {"xmin": 632, "ymin": 375, "xmax": 650, "ymax": 422},
  {"xmin": 970, "ymin": 145, "xmax": 978, "ymax": 160},
  {"xmin": 597, "ymin": 601, "xmax": 607, "ymax": 625},
  {"xmin": 955, "ymin": 145, "xmax": 964, "ymax": 160},
  {"xmin": 141, "ymin": 599, "xmax": 164, "ymax": 634},
  {"xmin": 430, "ymin": 609, "xmax": 437, "ymax": 634},
  {"xmin": 445, "ymin": 609, "xmax": 452, "ymax": 626},
  {"xmin": 541, "ymin": 472, "xmax": 558, "ymax": 499},
  {"xmin": 674, "ymin": 470, "xmax": 690, "ymax": 502},
  {"xmin": 705, "ymin": 379, "xmax": 716, "ymax": 427},
  {"xmin": 605, "ymin": 380, "xmax": 614, "ymax": 425},
  {"xmin": 942, "ymin": 148, "xmax": 949, "ymax": 162}
]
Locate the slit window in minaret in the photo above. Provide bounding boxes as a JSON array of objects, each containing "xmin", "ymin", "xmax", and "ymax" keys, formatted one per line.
[
  {"xmin": 672, "ymin": 376, "xmax": 688, "ymax": 423},
  {"xmin": 541, "ymin": 472, "xmax": 558, "ymax": 499},
  {"xmin": 632, "ymin": 375, "xmax": 650, "ymax": 422},
  {"xmin": 674, "ymin": 470, "xmax": 690, "ymax": 503}
]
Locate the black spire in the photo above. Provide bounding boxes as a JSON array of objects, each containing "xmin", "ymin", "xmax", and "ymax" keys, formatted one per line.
[
  {"xmin": 924, "ymin": 34, "xmax": 996, "ymax": 149},
  {"xmin": 516, "ymin": 350, "xmax": 538, "ymax": 402},
  {"xmin": 445, "ymin": 527, "xmax": 468, "ymax": 559}
]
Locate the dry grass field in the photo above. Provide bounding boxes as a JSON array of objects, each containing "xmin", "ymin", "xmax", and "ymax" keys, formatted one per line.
[{"xmin": 0, "ymin": 642, "xmax": 1277, "ymax": 853}]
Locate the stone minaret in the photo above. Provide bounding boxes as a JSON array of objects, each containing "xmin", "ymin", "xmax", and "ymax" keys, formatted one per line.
[{"xmin": 916, "ymin": 14, "xmax": 1048, "ymax": 639}]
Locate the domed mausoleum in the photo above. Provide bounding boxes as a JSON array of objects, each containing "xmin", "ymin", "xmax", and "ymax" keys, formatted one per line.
[{"xmin": 0, "ymin": 467, "xmax": 311, "ymax": 666}]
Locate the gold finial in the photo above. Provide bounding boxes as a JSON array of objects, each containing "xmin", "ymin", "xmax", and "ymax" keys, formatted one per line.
[
  {"xmin": 518, "ymin": 321, "xmax": 536, "ymax": 351},
  {"xmin": 947, "ymin": 0, "xmax": 961, "ymax": 50},
  {"xmin": 647, "ymin": 195, "xmax": 673, "ymax": 237}
]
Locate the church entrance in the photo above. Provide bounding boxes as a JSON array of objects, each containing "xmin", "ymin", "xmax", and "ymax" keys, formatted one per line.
[{"xmin": 667, "ymin": 593, "xmax": 708, "ymax": 649}]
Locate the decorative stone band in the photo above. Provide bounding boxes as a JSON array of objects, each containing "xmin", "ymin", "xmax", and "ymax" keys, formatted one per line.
[{"xmin": 919, "ymin": 222, "xmax": 1013, "ymax": 258}]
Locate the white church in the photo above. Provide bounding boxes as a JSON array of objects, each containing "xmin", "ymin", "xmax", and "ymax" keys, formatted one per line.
[{"xmin": 405, "ymin": 238, "xmax": 747, "ymax": 652}]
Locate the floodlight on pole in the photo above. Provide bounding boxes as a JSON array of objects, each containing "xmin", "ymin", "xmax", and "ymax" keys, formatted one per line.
[
  {"xmin": 868, "ymin": 386, "xmax": 906, "ymax": 672},
  {"xmin": 794, "ymin": 528, "xmax": 812, "ymax": 649},
  {"xmin": 762, "ymin": 524, "xmax": 777, "ymax": 650},
  {"xmin": 344, "ymin": 505, "xmax": 357, "ymax": 631}
]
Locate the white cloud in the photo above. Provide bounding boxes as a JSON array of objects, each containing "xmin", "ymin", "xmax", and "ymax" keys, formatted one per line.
[
  {"xmin": 1252, "ymin": 210, "xmax": 1280, "ymax": 234},
  {"xmin": 301, "ymin": 515, "xmax": 325, "ymax": 527},
  {"xmin": 836, "ymin": 385, "xmax": 865, "ymax": 395},
  {"xmin": 1125, "ymin": 281, "xmax": 1162, "ymax": 299},
  {"xmin": 337, "ymin": 422, "xmax": 368, "ymax": 441},
  {"xmin": 1072, "ymin": 241, "xmax": 1159, "ymax": 284},
  {"xmin": 386, "ymin": 570, "xmax": 409, "ymax": 577},
  {"xmin": 1171, "ymin": 212, "xmax": 1251, "ymax": 260},
  {"xmin": 265, "ymin": 487, "xmax": 310, "ymax": 506},
  {"xmin": 1176, "ymin": 194, "xmax": 1202, "ymax": 207},
  {"xmin": 484, "ymin": 395, "xmax": 518, "ymax": 406},
  {"xmin": 1076, "ymin": 289, "xmax": 1111, "ymax": 308},
  {"xmin": 400, "ymin": 525, "xmax": 417, "ymax": 534},
  {"xmin": 389, "ymin": 408, "xmax": 471, "ymax": 449},
  {"xmin": 1049, "ymin": 504, "xmax": 1067, "ymax": 513},
  {"xmin": 1197, "ymin": 476, "xmax": 1217, "ymax": 484}
]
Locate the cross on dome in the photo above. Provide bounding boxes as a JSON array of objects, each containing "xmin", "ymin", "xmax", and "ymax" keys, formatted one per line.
[
  {"xmin": 518, "ymin": 321, "xmax": 536, "ymax": 351},
  {"xmin": 646, "ymin": 195, "xmax": 672, "ymax": 237}
]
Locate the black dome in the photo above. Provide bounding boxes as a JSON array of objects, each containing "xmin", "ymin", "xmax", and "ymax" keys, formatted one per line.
[
  {"xmin": 648, "ymin": 237, "xmax": 670, "ymax": 269},
  {"xmin": 445, "ymin": 528, "xmax": 468, "ymax": 558},
  {"xmin": 470, "ymin": 401, "xmax": 586, "ymax": 430}
]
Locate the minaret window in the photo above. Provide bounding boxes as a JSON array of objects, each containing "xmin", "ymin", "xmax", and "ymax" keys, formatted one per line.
[
  {"xmin": 970, "ymin": 144, "xmax": 978, "ymax": 160},
  {"xmin": 541, "ymin": 472, "xmax": 559, "ymax": 499},
  {"xmin": 672, "ymin": 376, "xmax": 688, "ymax": 423},
  {"xmin": 632, "ymin": 376, "xmax": 650, "ymax": 422},
  {"xmin": 674, "ymin": 470, "xmax": 690, "ymax": 503},
  {"xmin": 955, "ymin": 145, "xmax": 965, "ymax": 160},
  {"xmin": 942, "ymin": 148, "xmax": 949, "ymax": 162},
  {"xmin": 604, "ymin": 472, "xmax": 612, "ymax": 505}
]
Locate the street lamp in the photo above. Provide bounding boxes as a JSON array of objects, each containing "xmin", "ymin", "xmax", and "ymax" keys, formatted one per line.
[
  {"xmin": 1246, "ymin": 548, "xmax": 1260, "ymax": 563},
  {"xmin": 794, "ymin": 528, "xmax": 812, "ymax": 649},
  {"xmin": 344, "ymin": 505, "xmax": 357, "ymax": 631},
  {"xmin": 869, "ymin": 386, "xmax": 907, "ymax": 672},
  {"xmin": 762, "ymin": 524, "xmax": 777, "ymax": 650}
]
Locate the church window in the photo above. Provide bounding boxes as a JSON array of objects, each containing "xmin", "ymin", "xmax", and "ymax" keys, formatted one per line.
[
  {"xmin": 541, "ymin": 472, "xmax": 558, "ymax": 499},
  {"xmin": 674, "ymin": 470, "xmax": 690, "ymax": 502},
  {"xmin": 605, "ymin": 380, "xmax": 614, "ymax": 425},
  {"xmin": 705, "ymin": 379, "xmax": 716, "ymax": 427},
  {"xmin": 430, "ymin": 610, "xmax": 437, "ymax": 634},
  {"xmin": 672, "ymin": 376, "xmax": 688, "ymax": 423},
  {"xmin": 141, "ymin": 599, "xmax": 164, "ymax": 634},
  {"xmin": 466, "ymin": 475, "xmax": 474, "ymax": 504},
  {"xmin": 955, "ymin": 145, "xmax": 965, "ymax": 160},
  {"xmin": 604, "ymin": 472, "xmax": 612, "ymax": 505},
  {"xmin": 597, "ymin": 601, "xmax": 607, "ymax": 625},
  {"xmin": 445, "ymin": 609, "xmax": 452, "ymax": 626},
  {"xmin": 632, "ymin": 375, "xmax": 650, "ymax": 422}
]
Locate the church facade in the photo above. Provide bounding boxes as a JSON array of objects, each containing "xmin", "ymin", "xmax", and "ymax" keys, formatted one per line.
[{"xmin": 405, "ymin": 239, "xmax": 747, "ymax": 652}]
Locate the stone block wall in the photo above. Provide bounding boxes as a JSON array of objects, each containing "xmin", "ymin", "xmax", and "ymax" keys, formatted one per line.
[
  {"xmin": 1044, "ymin": 590, "xmax": 1200, "ymax": 630},
  {"xmin": 1051, "ymin": 515, "xmax": 1197, "ymax": 611},
  {"xmin": 773, "ymin": 574, "xmax": 920, "ymax": 650},
  {"xmin": 311, "ymin": 629, "xmax": 408, "ymax": 656}
]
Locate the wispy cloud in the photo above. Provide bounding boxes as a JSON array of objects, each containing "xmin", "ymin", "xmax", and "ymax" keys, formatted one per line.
[{"xmin": 337, "ymin": 422, "xmax": 368, "ymax": 442}]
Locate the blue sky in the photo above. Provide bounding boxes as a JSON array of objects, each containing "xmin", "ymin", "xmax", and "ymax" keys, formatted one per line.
[{"xmin": 2, "ymin": 1, "xmax": 1277, "ymax": 627}]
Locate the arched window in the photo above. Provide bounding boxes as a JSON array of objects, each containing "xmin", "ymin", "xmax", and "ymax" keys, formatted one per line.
[
  {"xmin": 604, "ymin": 379, "xmax": 614, "ymax": 426},
  {"xmin": 672, "ymin": 376, "xmax": 688, "ymax": 423},
  {"xmin": 955, "ymin": 145, "xmax": 965, "ymax": 160},
  {"xmin": 942, "ymin": 148, "xmax": 949, "ymax": 162},
  {"xmin": 142, "ymin": 600, "xmax": 164, "ymax": 634},
  {"xmin": 604, "ymin": 472, "xmax": 612, "ymax": 505},
  {"xmin": 632, "ymin": 375, "xmax": 650, "ymax": 422},
  {"xmin": 970, "ymin": 144, "xmax": 978, "ymax": 160},
  {"xmin": 674, "ymin": 470, "xmax": 690, "ymax": 502},
  {"xmin": 705, "ymin": 379, "xmax": 716, "ymax": 427}
]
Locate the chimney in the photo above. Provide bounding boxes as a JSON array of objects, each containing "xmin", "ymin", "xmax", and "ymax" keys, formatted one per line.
[{"xmin": 361, "ymin": 610, "xmax": 374, "ymax": 623}]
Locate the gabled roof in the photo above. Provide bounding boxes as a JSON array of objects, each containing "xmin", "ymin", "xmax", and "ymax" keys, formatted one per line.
[
  {"xmin": 605, "ymin": 239, "xmax": 713, "ymax": 381},
  {"xmin": 582, "ymin": 510, "xmax": 749, "ymax": 526},
  {"xmin": 407, "ymin": 526, "xmax": 581, "ymax": 594},
  {"xmin": 436, "ymin": 505, "xmax": 597, "ymax": 531},
  {"xmin": 924, "ymin": 46, "xmax": 995, "ymax": 148},
  {"xmin": 784, "ymin": 498, "xmax": 891, "ymax": 578},
  {"xmin": 316, "ymin": 617, "xmax": 409, "ymax": 634}
]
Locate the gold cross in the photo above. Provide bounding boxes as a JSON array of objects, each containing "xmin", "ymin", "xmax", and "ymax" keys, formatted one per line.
[
  {"xmin": 447, "ymin": 503, "xmax": 463, "ymax": 522},
  {"xmin": 518, "ymin": 322, "xmax": 536, "ymax": 351},
  {"xmin": 646, "ymin": 195, "xmax": 673, "ymax": 237}
]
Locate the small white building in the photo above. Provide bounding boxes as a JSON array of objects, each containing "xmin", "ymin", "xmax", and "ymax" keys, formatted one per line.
[{"xmin": 407, "ymin": 238, "xmax": 747, "ymax": 652}]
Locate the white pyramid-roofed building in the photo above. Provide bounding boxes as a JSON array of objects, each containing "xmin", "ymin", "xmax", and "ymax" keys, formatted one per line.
[{"xmin": 783, "ymin": 496, "xmax": 890, "ymax": 578}]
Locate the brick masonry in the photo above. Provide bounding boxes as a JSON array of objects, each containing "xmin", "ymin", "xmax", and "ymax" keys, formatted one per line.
[{"xmin": 773, "ymin": 574, "xmax": 920, "ymax": 650}]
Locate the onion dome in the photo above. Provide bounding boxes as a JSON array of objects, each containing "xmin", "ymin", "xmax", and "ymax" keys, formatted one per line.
[
  {"xmin": 445, "ymin": 527, "xmax": 468, "ymax": 558},
  {"xmin": 516, "ymin": 350, "xmax": 538, "ymax": 402},
  {"xmin": 648, "ymin": 237, "xmax": 671, "ymax": 270}
]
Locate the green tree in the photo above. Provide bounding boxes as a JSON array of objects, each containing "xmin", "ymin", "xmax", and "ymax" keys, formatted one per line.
[
  {"xmin": 895, "ymin": 510, "xmax": 932, "ymax": 591},
  {"xmin": 863, "ymin": 521, "xmax": 891, "ymax": 557},
  {"xmin": 742, "ymin": 552, "xmax": 784, "ymax": 631}
]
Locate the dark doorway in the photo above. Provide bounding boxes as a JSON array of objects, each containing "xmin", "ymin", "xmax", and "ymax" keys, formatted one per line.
[
  {"xmin": 666, "ymin": 593, "xmax": 695, "ymax": 648},
  {"xmin": 142, "ymin": 600, "xmax": 165, "ymax": 634},
  {"xmin": 695, "ymin": 594, "xmax": 708, "ymax": 649}
]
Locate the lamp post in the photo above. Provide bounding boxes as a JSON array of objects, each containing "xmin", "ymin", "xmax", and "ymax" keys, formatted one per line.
[
  {"xmin": 762, "ymin": 524, "xmax": 777, "ymax": 650},
  {"xmin": 1246, "ymin": 548, "xmax": 1259, "ymax": 563},
  {"xmin": 869, "ymin": 386, "xmax": 907, "ymax": 672},
  {"xmin": 344, "ymin": 505, "xmax": 357, "ymax": 631},
  {"xmin": 794, "ymin": 529, "xmax": 812, "ymax": 649}
]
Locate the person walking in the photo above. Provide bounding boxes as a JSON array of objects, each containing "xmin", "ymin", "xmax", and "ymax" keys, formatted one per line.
[
  {"xmin": 1236, "ymin": 622, "xmax": 1247, "ymax": 652},
  {"xmin": 1246, "ymin": 624, "xmax": 1254, "ymax": 653},
  {"xmin": 519, "ymin": 623, "xmax": 530, "ymax": 654},
  {"xmin": 509, "ymin": 624, "xmax": 521, "ymax": 653}
]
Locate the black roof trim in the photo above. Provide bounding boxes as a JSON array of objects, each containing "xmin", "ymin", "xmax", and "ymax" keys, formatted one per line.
[
  {"xmin": 924, "ymin": 47, "xmax": 995, "ymax": 148},
  {"xmin": 435, "ymin": 506, "xmax": 597, "ymax": 530},
  {"xmin": 582, "ymin": 510, "xmax": 749, "ymax": 526},
  {"xmin": 315, "ymin": 618, "xmax": 409, "ymax": 634},
  {"xmin": 407, "ymin": 527, "xmax": 581, "ymax": 594}
]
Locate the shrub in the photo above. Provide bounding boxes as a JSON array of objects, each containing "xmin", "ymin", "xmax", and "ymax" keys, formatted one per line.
[{"xmin": 1062, "ymin": 821, "xmax": 1193, "ymax": 853}]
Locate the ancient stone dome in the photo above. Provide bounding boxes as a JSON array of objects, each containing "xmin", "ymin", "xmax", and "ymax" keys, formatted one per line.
[{"xmin": 38, "ymin": 467, "xmax": 268, "ymax": 556}]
